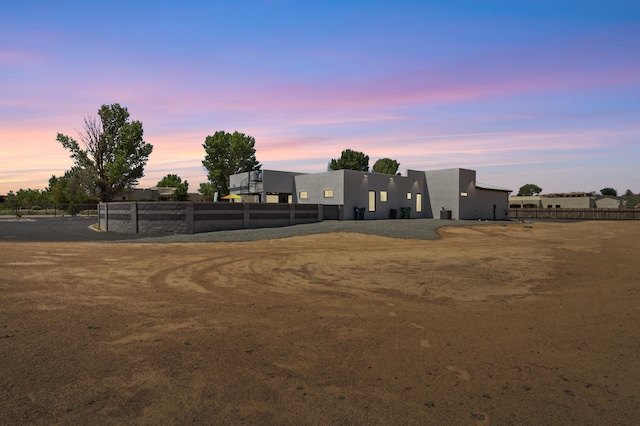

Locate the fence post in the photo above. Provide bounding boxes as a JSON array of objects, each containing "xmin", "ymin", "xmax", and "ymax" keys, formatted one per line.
[
  {"xmin": 243, "ymin": 203, "xmax": 250, "ymax": 229},
  {"xmin": 131, "ymin": 202, "xmax": 138, "ymax": 233},
  {"xmin": 186, "ymin": 202, "xmax": 194, "ymax": 234}
]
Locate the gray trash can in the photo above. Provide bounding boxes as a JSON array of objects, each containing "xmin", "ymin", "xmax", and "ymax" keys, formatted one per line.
[{"xmin": 440, "ymin": 210, "xmax": 452, "ymax": 219}]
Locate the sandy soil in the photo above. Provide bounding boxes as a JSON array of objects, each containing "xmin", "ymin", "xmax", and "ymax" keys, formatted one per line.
[{"xmin": 1, "ymin": 221, "xmax": 638, "ymax": 425}]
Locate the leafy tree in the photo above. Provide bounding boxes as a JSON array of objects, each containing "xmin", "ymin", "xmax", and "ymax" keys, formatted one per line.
[
  {"xmin": 3, "ymin": 189, "xmax": 50, "ymax": 215},
  {"xmin": 198, "ymin": 182, "xmax": 216, "ymax": 201},
  {"xmin": 157, "ymin": 174, "xmax": 189, "ymax": 201},
  {"xmin": 328, "ymin": 149, "xmax": 369, "ymax": 172},
  {"xmin": 202, "ymin": 131, "xmax": 260, "ymax": 200},
  {"xmin": 372, "ymin": 158, "xmax": 400, "ymax": 175},
  {"xmin": 600, "ymin": 187, "xmax": 617, "ymax": 197},
  {"xmin": 517, "ymin": 183, "xmax": 542, "ymax": 196},
  {"xmin": 624, "ymin": 189, "xmax": 633, "ymax": 196},
  {"xmin": 4, "ymin": 191, "xmax": 19, "ymax": 215},
  {"xmin": 48, "ymin": 168, "xmax": 96, "ymax": 213},
  {"xmin": 56, "ymin": 103, "xmax": 153, "ymax": 202}
]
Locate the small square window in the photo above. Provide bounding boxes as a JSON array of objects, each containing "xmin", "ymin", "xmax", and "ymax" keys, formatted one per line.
[
  {"xmin": 380, "ymin": 191, "xmax": 387, "ymax": 202},
  {"xmin": 299, "ymin": 191, "xmax": 308, "ymax": 199},
  {"xmin": 323, "ymin": 189, "xmax": 334, "ymax": 198}
]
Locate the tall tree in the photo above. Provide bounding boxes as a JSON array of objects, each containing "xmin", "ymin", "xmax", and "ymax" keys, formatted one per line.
[
  {"xmin": 328, "ymin": 149, "xmax": 369, "ymax": 172},
  {"xmin": 56, "ymin": 103, "xmax": 153, "ymax": 202},
  {"xmin": 202, "ymin": 131, "xmax": 260, "ymax": 200},
  {"xmin": 48, "ymin": 168, "xmax": 96, "ymax": 212},
  {"xmin": 372, "ymin": 158, "xmax": 400, "ymax": 174},
  {"xmin": 157, "ymin": 174, "xmax": 189, "ymax": 201},
  {"xmin": 198, "ymin": 182, "xmax": 216, "ymax": 201},
  {"xmin": 600, "ymin": 187, "xmax": 617, "ymax": 197},
  {"xmin": 517, "ymin": 183, "xmax": 542, "ymax": 196}
]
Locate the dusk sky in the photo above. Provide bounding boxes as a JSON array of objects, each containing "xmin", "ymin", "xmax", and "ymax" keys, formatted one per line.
[{"xmin": 2, "ymin": 0, "xmax": 639, "ymax": 196}]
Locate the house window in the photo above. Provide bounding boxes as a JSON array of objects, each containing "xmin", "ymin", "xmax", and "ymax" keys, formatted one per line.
[
  {"xmin": 555, "ymin": 205, "xmax": 561, "ymax": 208},
  {"xmin": 288, "ymin": 195, "xmax": 293, "ymax": 204},
  {"xmin": 406, "ymin": 192, "xmax": 412, "ymax": 200},
  {"xmin": 368, "ymin": 191, "xmax": 376, "ymax": 212},
  {"xmin": 299, "ymin": 191, "xmax": 308, "ymax": 199},
  {"xmin": 380, "ymin": 191, "xmax": 387, "ymax": 202},
  {"xmin": 324, "ymin": 189, "xmax": 334, "ymax": 198},
  {"xmin": 547, "ymin": 205, "xmax": 552, "ymax": 208},
  {"xmin": 460, "ymin": 192, "xmax": 468, "ymax": 197},
  {"xmin": 416, "ymin": 193, "xmax": 422, "ymax": 213}
]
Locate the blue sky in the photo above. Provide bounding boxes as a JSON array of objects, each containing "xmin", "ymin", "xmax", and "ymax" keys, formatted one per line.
[{"xmin": 1, "ymin": 0, "xmax": 639, "ymax": 195}]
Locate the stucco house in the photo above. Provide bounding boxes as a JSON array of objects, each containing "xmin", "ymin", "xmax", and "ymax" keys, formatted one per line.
[
  {"xmin": 229, "ymin": 167, "xmax": 511, "ymax": 220},
  {"xmin": 509, "ymin": 193, "xmax": 622, "ymax": 209}
]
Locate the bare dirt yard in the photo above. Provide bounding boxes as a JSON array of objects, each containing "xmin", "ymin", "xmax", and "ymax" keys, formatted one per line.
[{"xmin": 1, "ymin": 221, "xmax": 638, "ymax": 425}]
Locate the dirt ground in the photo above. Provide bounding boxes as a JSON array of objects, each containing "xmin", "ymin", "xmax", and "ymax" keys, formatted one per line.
[{"xmin": 1, "ymin": 221, "xmax": 638, "ymax": 425}]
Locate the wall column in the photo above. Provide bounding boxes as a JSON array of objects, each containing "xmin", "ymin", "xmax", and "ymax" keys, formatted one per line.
[
  {"xmin": 290, "ymin": 204, "xmax": 295, "ymax": 225},
  {"xmin": 131, "ymin": 202, "xmax": 138, "ymax": 233},
  {"xmin": 243, "ymin": 203, "xmax": 250, "ymax": 228},
  {"xmin": 185, "ymin": 203, "xmax": 194, "ymax": 234}
]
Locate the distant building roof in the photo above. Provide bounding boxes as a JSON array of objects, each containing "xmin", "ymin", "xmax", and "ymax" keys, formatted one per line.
[
  {"xmin": 543, "ymin": 192, "xmax": 592, "ymax": 198},
  {"xmin": 476, "ymin": 182, "xmax": 512, "ymax": 192}
]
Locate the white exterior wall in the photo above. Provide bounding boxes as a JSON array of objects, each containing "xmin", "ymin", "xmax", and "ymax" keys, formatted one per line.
[
  {"xmin": 294, "ymin": 171, "xmax": 345, "ymax": 205},
  {"xmin": 541, "ymin": 197, "xmax": 593, "ymax": 208},
  {"xmin": 426, "ymin": 168, "xmax": 510, "ymax": 220},
  {"xmin": 595, "ymin": 197, "xmax": 621, "ymax": 208},
  {"xmin": 509, "ymin": 196, "xmax": 543, "ymax": 208},
  {"xmin": 425, "ymin": 168, "xmax": 462, "ymax": 219}
]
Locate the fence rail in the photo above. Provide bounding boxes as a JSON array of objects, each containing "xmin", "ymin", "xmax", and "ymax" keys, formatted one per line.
[
  {"xmin": 509, "ymin": 208, "xmax": 640, "ymax": 220},
  {"xmin": 0, "ymin": 203, "xmax": 98, "ymax": 217}
]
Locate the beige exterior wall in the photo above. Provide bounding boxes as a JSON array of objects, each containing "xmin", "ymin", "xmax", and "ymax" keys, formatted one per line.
[{"xmin": 511, "ymin": 195, "xmax": 621, "ymax": 209}]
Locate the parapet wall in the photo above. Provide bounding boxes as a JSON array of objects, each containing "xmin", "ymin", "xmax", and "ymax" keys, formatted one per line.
[{"xmin": 98, "ymin": 202, "xmax": 322, "ymax": 234}]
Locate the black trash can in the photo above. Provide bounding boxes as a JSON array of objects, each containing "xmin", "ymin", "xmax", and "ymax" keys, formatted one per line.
[
  {"xmin": 400, "ymin": 207, "xmax": 411, "ymax": 219},
  {"xmin": 354, "ymin": 207, "xmax": 365, "ymax": 220},
  {"xmin": 440, "ymin": 210, "xmax": 452, "ymax": 219},
  {"xmin": 389, "ymin": 208, "xmax": 398, "ymax": 219}
]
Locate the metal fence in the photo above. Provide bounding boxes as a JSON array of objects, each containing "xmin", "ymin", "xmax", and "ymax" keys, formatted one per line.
[
  {"xmin": 0, "ymin": 203, "xmax": 98, "ymax": 217},
  {"xmin": 509, "ymin": 208, "xmax": 640, "ymax": 220}
]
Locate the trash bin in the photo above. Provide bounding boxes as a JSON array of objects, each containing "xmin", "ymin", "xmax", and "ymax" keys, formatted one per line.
[
  {"xmin": 389, "ymin": 208, "xmax": 398, "ymax": 219},
  {"xmin": 354, "ymin": 207, "xmax": 365, "ymax": 220},
  {"xmin": 400, "ymin": 207, "xmax": 411, "ymax": 219},
  {"xmin": 440, "ymin": 210, "xmax": 452, "ymax": 219}
]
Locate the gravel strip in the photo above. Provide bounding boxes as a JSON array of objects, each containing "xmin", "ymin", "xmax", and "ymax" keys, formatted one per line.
[{"xmin": 119, "ymin": 219, "xmax": 501, "ymax": 243}]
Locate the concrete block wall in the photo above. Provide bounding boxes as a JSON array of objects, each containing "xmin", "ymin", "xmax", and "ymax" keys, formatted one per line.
[{"xmin": 99, "ymin": 202, "xmax": 322, "ymax": 234}]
